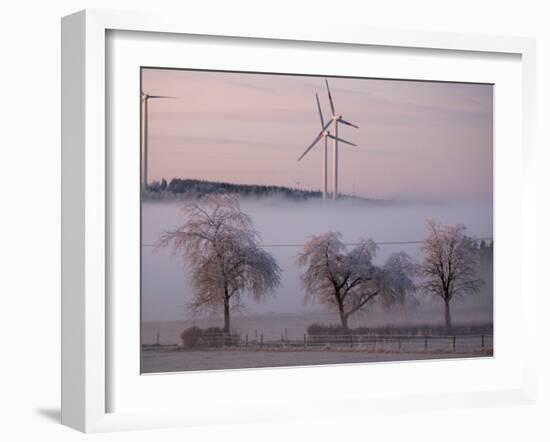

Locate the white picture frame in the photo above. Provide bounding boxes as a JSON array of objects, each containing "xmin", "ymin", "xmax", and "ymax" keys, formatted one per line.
[{"xmin": 61, "ymin": 9, "xmax": 537, "ymax": 433}]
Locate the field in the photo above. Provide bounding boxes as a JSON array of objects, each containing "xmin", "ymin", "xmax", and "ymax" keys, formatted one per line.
[
  {"xmin": 142, "ymin": 310, "xmax": 492, "ymax": 373},
  {"xmin": 141, "ymin": 347, "xmax": 491, "ymax": 373},
  {"xmin": 142, "ymin": 307, "xmax": 493, "ymax": 345}
]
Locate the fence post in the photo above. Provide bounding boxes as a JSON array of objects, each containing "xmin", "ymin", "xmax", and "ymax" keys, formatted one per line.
[
  {"xmin": 245, "ymin": 334, "xmax": 248, "ymax": 348},
  {"xmin": 452, "ymin": 336, "xmax": 456, "ymax": 352},
  {"xmin": 304, "ymin": 334, "xmax": 307, "ymax": 348},
  {"xmin": 398, "ymin": 337, "xmax": 401, "ymax": 352},
  {"xmin": 424, "ymin": 335, "xmax": 428, "ymax": 352},
  {"xmin": 285, "ymin": 328, "xmax": 288, "ymax": 342},
  {"xmin": 260, "ymin": 334, "xmax": 263, "ymax": 347},
  {"xmin": 481, "ymin": 334, "xmax": 485, "ymax": 350},
  {"xmin": 156, "ymin": 330, "xmax": 160, "ymax": 346}
]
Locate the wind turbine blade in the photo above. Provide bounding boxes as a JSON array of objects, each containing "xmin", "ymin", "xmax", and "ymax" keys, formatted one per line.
[
  {"xmin": 327, "ymin": 133, "xmax": 356, "ymax": 147},
  {"xmin": 339, "ymin": 118, "xmax": 359, "ymax": 129},
  {"xmin": 297, "ymin": 132, "xmax": 323, "ymax": 161},
  {"xmin": 148, "ymin": 95, "xmax": 176, "ymax": 99},
  {"xmin": 322, "ymin": 120, "xmax": 332, "ymax": 132},
  {"xmin": 325, "ymin": 80, "xmax": 335, "ymax": 115},
  {"xmin": 315, "ymin": 93, "xmax": 325, "ymax": 128}
]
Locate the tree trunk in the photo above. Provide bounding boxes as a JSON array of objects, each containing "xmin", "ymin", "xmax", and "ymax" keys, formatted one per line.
[
  {"xmin": 223, "ymin": 297, "xmax": 231, "ymax": 334},
  {"xmin": 444, "ymin": 299, "xmax": 452, "ymax": 333},
  {"xmin": 339, "ymin": 311, "xmax": 349, "ymax": 335}
]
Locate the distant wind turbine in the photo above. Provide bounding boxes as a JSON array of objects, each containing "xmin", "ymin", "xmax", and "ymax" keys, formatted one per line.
[
  {"xmin": 324, "ymin": 80, "xmax": 359, "ymax": 199},
  {"xmin": 298, "ymin": 92, "xmax": 356, "ymax": 200},
  {"xmin": 141, "ymin": 92, "xmax": 176, "ymax": 190}
]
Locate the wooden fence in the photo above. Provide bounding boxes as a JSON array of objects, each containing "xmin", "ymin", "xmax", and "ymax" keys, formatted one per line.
[{"xmin": 190, "ymin": 332, "xmax": 493, "ymax": 353}]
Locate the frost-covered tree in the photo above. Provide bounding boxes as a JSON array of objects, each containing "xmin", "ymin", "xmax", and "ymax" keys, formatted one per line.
[
  {"xmin": 158, "ymin": 194, "xmax": 281, "ymax": 333},
  {"xmin": 296, "ymin": 232, "xmax": 415, "ymax": 333},
  {"xmin": 419, "ymin": 221, "xmax": 482, "ymax": 332}
]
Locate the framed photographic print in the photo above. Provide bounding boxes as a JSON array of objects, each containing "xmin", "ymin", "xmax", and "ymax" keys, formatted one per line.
[
  {"xmin": 140, "ymin": 68, "xmax": 494, "ymax": 374},
  {"xmin": 61, "ymin": 9, "xmax": 537, "ymax": 432}
]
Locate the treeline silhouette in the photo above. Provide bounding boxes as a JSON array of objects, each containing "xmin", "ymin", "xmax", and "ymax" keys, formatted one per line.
[
  {"xmin": 146, "ymin": 177, "xmax": 324, "ymax": 200},
  {"xmin": 145, "ymin": 178, "xmax": 392, "ymax": 203}
]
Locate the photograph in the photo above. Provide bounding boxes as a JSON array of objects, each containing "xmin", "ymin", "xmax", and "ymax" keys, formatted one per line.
[{"xmin": 140, "ymin": 68, "xmax": 494, "ymax": 374}]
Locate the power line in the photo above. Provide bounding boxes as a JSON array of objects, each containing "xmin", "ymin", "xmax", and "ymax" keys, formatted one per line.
[{"xmin": 142, "ymin": 237, "xmax": 493, "ymax": 248}]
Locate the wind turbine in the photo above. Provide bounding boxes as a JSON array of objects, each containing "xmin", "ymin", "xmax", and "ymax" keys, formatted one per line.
[
  {"xmin": 141, "ymin": 92, "xmax": 176, "ymax": 190},
  {"xmin": 297, "ymin": 93, "xmax": 356, "ymax": 200},
  {"xmin": 325, "ymin": 80, "xmax": 359, "ymax": 199}
]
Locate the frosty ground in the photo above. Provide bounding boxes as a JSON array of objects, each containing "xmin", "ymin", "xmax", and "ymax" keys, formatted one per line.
[{"xmin": 141, "ymin": 348, "xmax": 491, "ymax": 373}]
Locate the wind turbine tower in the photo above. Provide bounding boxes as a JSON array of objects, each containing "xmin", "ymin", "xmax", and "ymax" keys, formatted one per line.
[
  {"xmin": 324, "ymin": 80, "xmax": 359, "ymax": 199},
  {"xmin": 141, "ymin": 92, "xmax": 175, "ymax": 190}
]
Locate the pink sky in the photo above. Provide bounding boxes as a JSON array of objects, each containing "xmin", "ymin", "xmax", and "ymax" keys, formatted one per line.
[{"xmin": 142, "ymin": 68, "xmax": 493, "ymax": 202}]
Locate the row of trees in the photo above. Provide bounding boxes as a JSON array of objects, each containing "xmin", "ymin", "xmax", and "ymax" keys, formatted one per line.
[
  {"xmin": 159, "ymin": 194, "xmax": 485, "ymax": 334},
  {"xmin": 149, "ymin": 178, "xmax": 323, "ymax": 200}
]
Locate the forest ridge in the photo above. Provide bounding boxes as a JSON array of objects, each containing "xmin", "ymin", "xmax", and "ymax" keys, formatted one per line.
[{"xmin": 143, "ymin": 177, "xmax": 394, "ymax": 203}]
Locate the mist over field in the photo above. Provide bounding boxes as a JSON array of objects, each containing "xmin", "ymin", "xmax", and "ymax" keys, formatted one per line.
[{"xmin": 141, "ymin": 196, "xmax": 492, "ymax": 343}]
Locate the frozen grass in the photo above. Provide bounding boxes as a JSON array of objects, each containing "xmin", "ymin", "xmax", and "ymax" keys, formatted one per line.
[{"xmin": 141, "ymin": 347, "xmax": 492, "ymax": 373}]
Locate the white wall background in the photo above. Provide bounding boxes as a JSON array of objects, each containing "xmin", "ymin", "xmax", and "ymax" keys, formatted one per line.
[{"xmin": 0, "ymin": 1, "xmax": 548, "ymax": 440}]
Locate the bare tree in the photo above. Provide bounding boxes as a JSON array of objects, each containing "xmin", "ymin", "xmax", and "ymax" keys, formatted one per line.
[
  {"xmin": 296, "ymin": 232, "xmax": 415, "ymax": 334},
  {"xmin": 158, "ymin": 194, "xmax": 281, "ymax": 333},
  {"xmin": 419, "ymin": 221, "xmax": 482, "ymax": 332}
]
